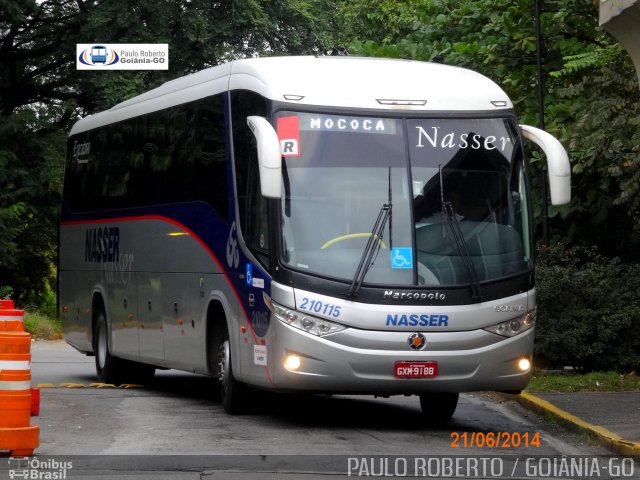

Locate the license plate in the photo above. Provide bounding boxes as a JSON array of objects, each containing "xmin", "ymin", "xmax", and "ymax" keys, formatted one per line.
[{"xmin": 394, "ymin": 361, "xmax": 438, "ymax": 378}]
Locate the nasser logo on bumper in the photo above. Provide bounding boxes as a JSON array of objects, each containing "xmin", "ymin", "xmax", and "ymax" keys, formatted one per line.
[{"xmin": 386, "ymin": 314, "xmax": 449, "ymax": 327}]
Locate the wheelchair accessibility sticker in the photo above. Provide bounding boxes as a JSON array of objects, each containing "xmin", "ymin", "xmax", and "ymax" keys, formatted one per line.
[
  {"xmin": 246, "ymin": 262, "xmax": 253, "ymax": 286},
  {"xmin": 391, "ymin": 247, "xmax": 413, "ymax": 269}
]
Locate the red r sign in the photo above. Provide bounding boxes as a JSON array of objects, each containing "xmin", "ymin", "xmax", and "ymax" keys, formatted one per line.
[{"xmin": 277, "ymin": 116, "xmax": 301, "ymax": 157}]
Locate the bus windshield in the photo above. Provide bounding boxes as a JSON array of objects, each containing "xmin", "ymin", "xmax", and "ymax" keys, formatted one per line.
[{"xmin": 277, "ymin": 111, "xmax": 531, "ymax": 289}]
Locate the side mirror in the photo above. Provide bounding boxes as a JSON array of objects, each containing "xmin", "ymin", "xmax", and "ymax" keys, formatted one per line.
[
  {"xmin": 247, "ymin": 116, "xmax": 282, "ymax": 199},
  {"xmin": 520, "ymin": 124, "xmax": 571, "ymax": 205}
]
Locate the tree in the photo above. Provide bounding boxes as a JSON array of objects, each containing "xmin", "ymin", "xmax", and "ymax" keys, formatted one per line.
[
  {"xmin": 337, "ymin": 0, "xmax": 640, "ymax": 259},
  {"xmin": 548, "ymin": 42, "xmax": 640, "ymax": 258},
  {"xmin": 0, "ymin": 0, "xmax": 336, "ymax": 304}
]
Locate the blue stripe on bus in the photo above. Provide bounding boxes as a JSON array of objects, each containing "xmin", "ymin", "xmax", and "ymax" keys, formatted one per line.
[{"xmin": 61, "ymin": 202, "xmax": 271, "ymax": 337}]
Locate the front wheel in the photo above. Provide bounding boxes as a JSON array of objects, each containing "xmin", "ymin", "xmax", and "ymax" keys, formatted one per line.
[
  {"xmin": 419, "ymin": 392, "xmax": 459, "ymax": 425},
  {"xmin": 218, "ymin": 333, "xmax": 246, "ymax": 414}
]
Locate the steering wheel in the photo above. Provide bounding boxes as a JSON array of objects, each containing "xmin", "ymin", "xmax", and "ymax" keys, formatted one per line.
[{"xmin": 321, "ymin": 233, "xmax": 387, "ymax": 250}]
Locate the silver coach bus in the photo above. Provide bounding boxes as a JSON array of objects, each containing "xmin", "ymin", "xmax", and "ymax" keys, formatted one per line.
[{"xmin": 60, "ymin": 56, "xmax": 570, "ymax": 422}]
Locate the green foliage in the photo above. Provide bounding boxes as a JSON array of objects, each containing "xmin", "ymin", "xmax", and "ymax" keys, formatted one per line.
[
  {"xmin": 334, "ymin": 0, "xmax": 428, "ymax": 47},
  {"xmin": 534, "ymin": 243, "xmax": 640, "ymax": 372},
  {"xmin": 0, "ymin": 286, "xmax": 13, "ymax": 299},
  {"xmin": 528, "ymin": 371, "xmax": 640, "ymax": 392},
  {"xmin": 549, "ymin": 44, "xmax": 626, "ymax": 78},
  {"xmin": 337, "ymin": 0, "xmax": 640, "ymax": 259},
  {"xmin": 547, "ymin": 41, "xmax": 640, "ymax": 257},
  {"xmin": 1, "ymin": 0, "xmax": 337, "ymax": 305},
  {"xmin": 33, "ymin": 282, "xmax": 57, "ymax": 318},
  {"xmin": 24, "ymin": 310, "xmax": 62, "ymax": 340},
  {"xmin": 0, "ymin": 108, "xmax": 65, "ymax": 304}
]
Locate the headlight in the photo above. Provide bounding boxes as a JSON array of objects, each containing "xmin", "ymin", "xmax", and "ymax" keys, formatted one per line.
[
  {"xmin": 483, "ymin": 311, "xmax": 535, "ymax": 337},
  {"xmin": 267, "ymin": 297, "xmax": 346, "ymax": 337}
]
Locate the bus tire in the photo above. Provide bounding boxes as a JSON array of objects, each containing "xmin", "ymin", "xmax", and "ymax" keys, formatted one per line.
[
  {"xmin": 206, "ymin": 304, "xmax": 224, "ymax": 401},
  {"xmin": 93, "ymin": 310, "xmax": 125, "ymax": 385},
  {"xmin": 94, "ymin": 310, "xmax": 155, "ymax": 385},
  {"xmin": 218, "ymin": 329, "xmax": 246, "ymax": 414},
  {"xmin": 419, "ymin": 392, "xmax": 459, "ymax": 425}
]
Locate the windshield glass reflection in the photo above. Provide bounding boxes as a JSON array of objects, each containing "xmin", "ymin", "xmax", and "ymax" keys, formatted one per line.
[{"xmin": 277, "ymin": 112, "xmax": 531, "ymax": 289}]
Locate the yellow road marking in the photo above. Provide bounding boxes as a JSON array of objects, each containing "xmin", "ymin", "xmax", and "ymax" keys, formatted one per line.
[{"xmin": 35, "ymin": 382, "xmax": 145, "ymax": 389}]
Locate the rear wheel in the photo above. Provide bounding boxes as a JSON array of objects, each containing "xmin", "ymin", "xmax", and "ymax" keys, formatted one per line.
[
  {"xmin": 419, "ymin": 392, "xmax": 459, "ymax": 425},
  {"xmin": 94, "ymin": 310, "xmax": 155, "ymax": 385},
  {"xmin": 93, "ymin": 310, "xmax": 124, "ymax": 384}
]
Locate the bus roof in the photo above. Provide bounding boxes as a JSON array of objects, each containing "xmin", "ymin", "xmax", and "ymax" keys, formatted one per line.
[{"xmin": 70, "ymin": 56, "xmax": 514, "ymax": 135}]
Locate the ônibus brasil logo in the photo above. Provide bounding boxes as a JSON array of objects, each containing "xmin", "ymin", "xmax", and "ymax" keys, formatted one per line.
[{"xmin": 78, "ymin": 45, "xmax": 120, "ymax": 66}]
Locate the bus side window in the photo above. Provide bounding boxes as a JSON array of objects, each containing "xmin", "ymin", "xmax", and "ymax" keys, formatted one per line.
[
  {"xmin": 103, "ymin": 121, "xmax": 134, "ymax": 208},
  {"xmin": 192, "ymin": 96, "xmax": 228, "ymax": 219}
]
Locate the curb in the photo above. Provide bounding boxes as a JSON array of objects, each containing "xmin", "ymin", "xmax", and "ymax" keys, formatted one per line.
[{"xmin": 513, "ymin": 392, "xmax": 640, "ymax": 456}]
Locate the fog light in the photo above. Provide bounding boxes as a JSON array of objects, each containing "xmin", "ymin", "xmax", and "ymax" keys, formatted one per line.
[
  {"xmin": 284, "ymin": 354, "xmax": 301, "ymax": 371},
  {"xmin": 518, "ymin": 358, "xmax": 531, "ymax": 372}
]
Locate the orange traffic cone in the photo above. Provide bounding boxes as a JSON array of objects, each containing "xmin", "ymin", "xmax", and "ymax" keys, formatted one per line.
[
  {"xmin": 0, "ymin": 331, "xmax": 39, "ymax": 456},
  {"xmin": 0, "ymin": 308, "xmax": 25, "ymax": 332},
  {"xmin": 0, "ymin": 300, "xmax": 15, "ymax": 309}
]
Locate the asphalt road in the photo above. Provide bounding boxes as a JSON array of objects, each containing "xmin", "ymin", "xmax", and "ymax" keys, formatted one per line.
[{"xmin": 3, "ymin": 340, "xmax": 619, "ymax": 479}]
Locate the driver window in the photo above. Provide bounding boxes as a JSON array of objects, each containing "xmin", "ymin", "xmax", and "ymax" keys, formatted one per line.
[{"xmin": 232, "ymin": 90, "xmax": 270, "ymax": 269}]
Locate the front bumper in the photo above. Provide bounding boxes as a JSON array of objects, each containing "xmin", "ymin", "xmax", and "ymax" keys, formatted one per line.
[{"xmin": 259, "ymin": 319, "xmax": 534, "ymax": 395}]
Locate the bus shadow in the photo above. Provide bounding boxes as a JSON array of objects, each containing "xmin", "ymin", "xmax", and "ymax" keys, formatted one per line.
[
  {"xmin": 256, "ymin": 393, "xmax": 431, "ymax": 430},
  {"xmin": 146, "ymin": 372, "xmax": 460, "ymax": 431}
]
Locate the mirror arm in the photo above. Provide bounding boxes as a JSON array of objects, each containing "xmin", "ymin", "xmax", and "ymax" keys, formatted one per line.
[
  {"xmin": 247, "ymin": 116, "xmax": 282, "ymax": 199},
  {"xmin": 520, "ymin": 124, "xmax": 571, "ymax": 206}
]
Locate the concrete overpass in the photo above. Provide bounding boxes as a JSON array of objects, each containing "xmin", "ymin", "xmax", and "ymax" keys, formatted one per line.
[{"xmin": 600, "ymin": 0, "xmax": 640, "ymax": 85}]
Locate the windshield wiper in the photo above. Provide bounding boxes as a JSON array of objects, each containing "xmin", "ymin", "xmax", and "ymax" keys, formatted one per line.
[
  {"xmin": 346, "ymin": 168, "xmax": 392, "ymax": 299},
  {"xmin": 439, "ymin": 167, "xmax": 483, "ymax": 302},
  {"xmin": 282, "ymin": 160, "xmax": 291, "ymax": 217}
]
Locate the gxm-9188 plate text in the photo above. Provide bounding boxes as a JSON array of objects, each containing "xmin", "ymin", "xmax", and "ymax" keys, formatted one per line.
[{"xmin": 394, "ymin": 361, "xmax": 438, "ymax": 378}]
